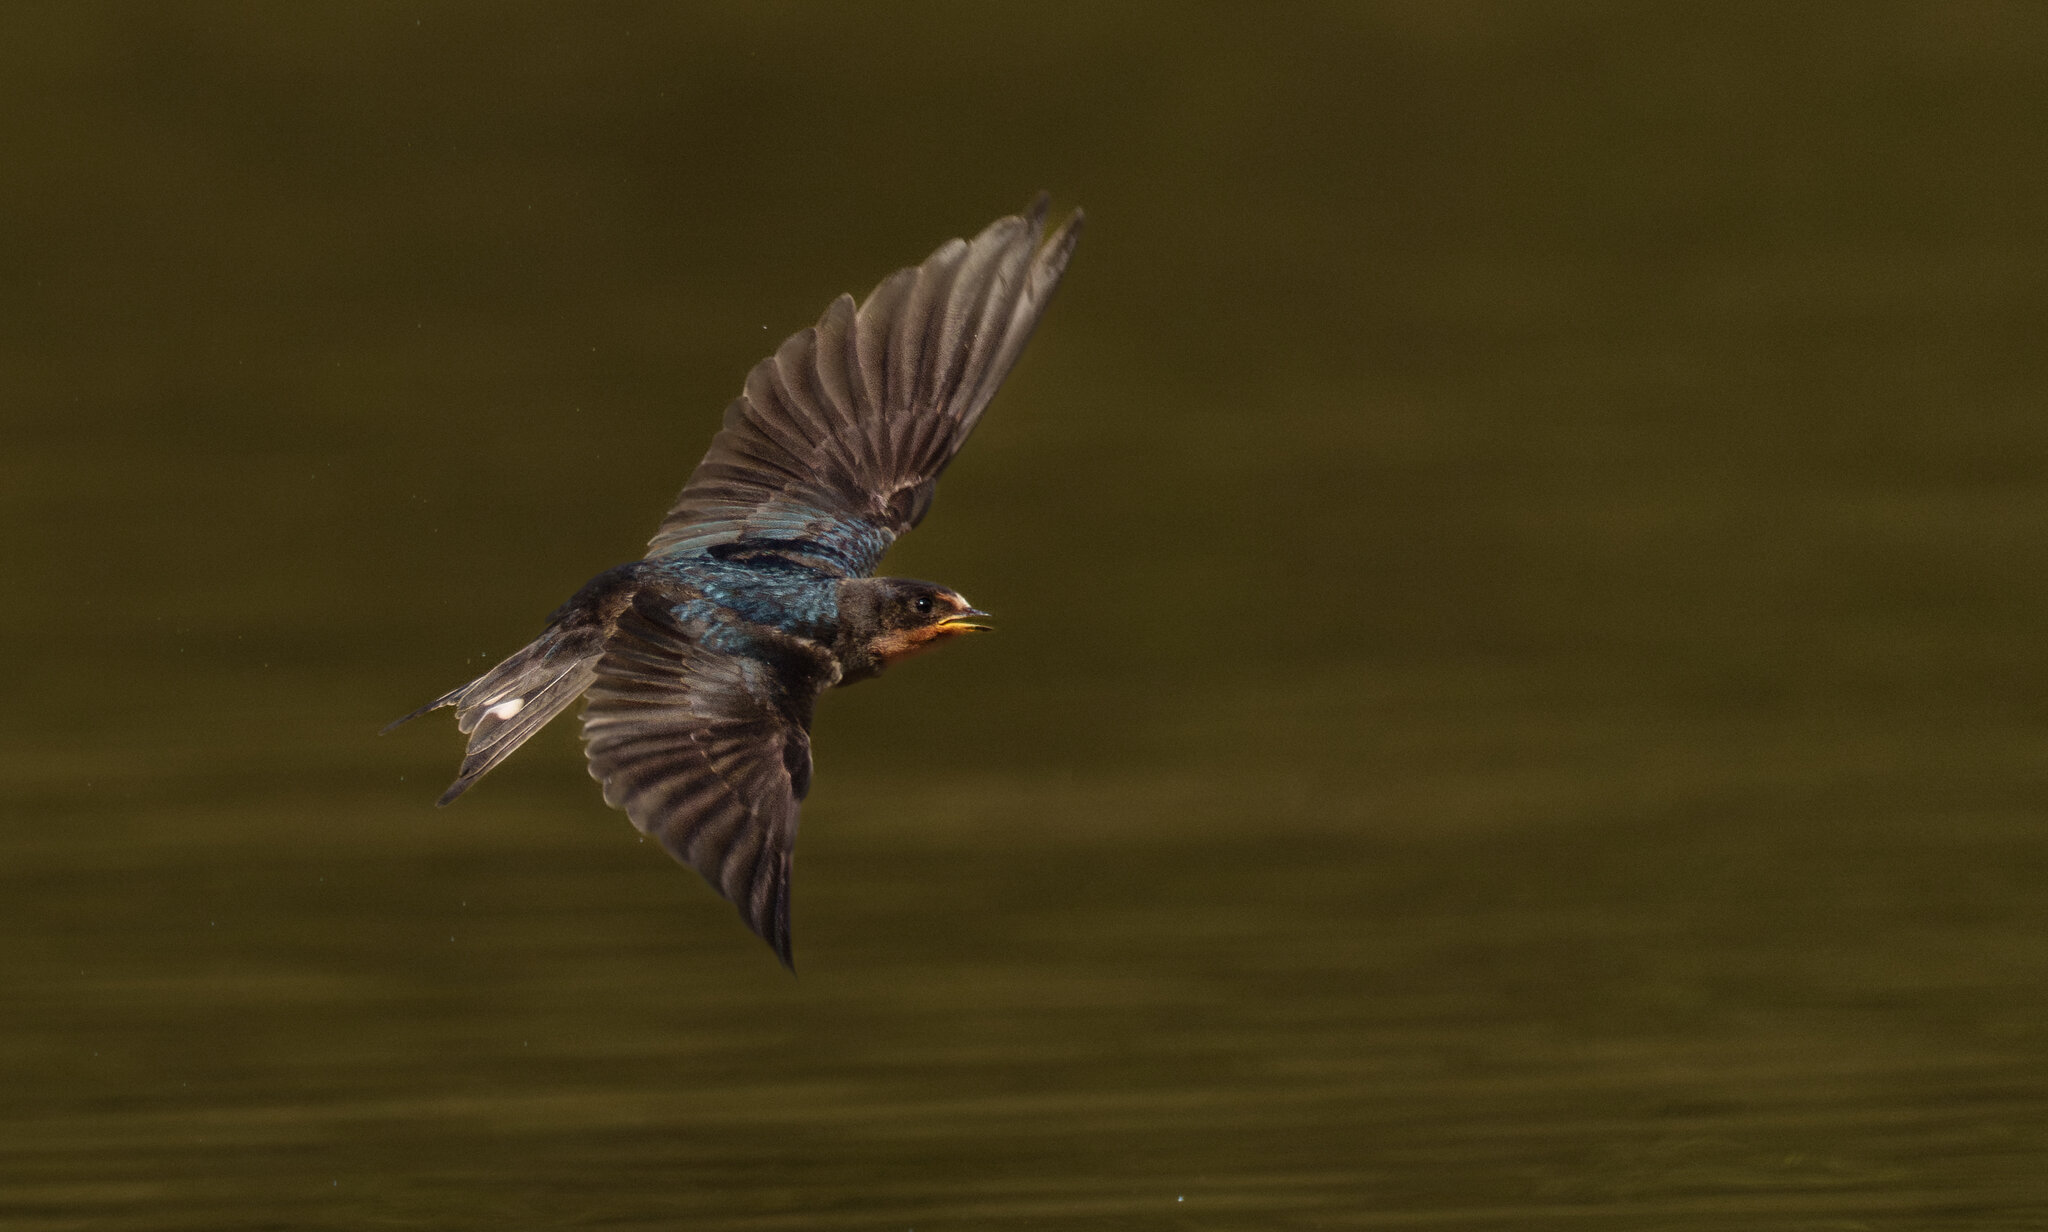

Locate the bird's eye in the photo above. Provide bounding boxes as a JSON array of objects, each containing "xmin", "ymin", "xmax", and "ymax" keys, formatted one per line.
[{"xmin": 913, "ymin": 595, "xmax": 934, "ymax": 616}]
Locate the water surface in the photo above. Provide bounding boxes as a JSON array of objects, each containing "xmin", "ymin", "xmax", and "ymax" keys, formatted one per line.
[{"xmin": 5, "ymin": 5, "xmax": 2047, "ymax": 1227}]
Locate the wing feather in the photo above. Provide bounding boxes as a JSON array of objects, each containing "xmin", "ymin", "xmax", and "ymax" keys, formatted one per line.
[
  {"xmin": 581, "ymin": 597, "xmax": 829, "ymax": 967},
  {"xmin": 645, "ymin": 196, "xmax": 1083, "ymax": 575}
]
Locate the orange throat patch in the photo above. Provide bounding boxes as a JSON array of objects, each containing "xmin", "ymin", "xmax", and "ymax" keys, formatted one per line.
[{"xmin": 870, "ymin": 625, "xmax": 968, "ymax": 666}]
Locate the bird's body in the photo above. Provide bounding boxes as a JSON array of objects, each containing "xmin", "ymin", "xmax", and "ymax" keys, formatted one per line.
[{"xmin": 390, "ymin": 198, "xmax": 1081, "ymax": 966}]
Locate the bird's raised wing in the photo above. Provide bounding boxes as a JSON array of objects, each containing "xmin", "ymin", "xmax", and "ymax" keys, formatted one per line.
[
  {"xmin": 645, "ymin": 195, "xmax": 1083, "ymax": 576},
  {"xmin": 580, "ymin": 594, "xmax": 834, "ymax": 967}
]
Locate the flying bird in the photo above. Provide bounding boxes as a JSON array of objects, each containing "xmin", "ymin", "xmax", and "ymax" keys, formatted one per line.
[{"xmin": 388, "ymin": 197, "xmax": 1083, "ymax": 967}]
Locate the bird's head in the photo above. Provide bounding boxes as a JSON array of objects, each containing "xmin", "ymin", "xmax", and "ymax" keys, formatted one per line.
[{"xmin": 841, "ymin": 577, "xmax": 991, "ymax": 670}]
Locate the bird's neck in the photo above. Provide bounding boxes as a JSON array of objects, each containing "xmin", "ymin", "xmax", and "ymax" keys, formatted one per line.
[{"xmin": 830, "ymin": 577, "xmax": 892, "ymax": 685}]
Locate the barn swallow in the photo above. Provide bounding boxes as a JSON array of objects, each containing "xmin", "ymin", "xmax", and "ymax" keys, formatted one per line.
[{"xmin": 388, "ymin": 197, "xmax": 1082, "ymax": 967}]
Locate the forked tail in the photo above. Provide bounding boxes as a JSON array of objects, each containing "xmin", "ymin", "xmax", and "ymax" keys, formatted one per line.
[
  {"xmin": 384, "ymin": 617, "xmax": 606, "ymax": 804},
  {"xmin": 386, "ymin": 565, "xmax": 643, "ymax": 803},
  {"xmin": 385, "ymin": 564, "xmax": 647, "ymax": 814}
]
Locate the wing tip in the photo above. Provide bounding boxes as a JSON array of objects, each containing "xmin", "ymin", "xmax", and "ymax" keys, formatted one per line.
[
  {"xmin": 753, "ymin": 866, "xmax": 796, "ymax": 972},
  {"xmin": 1023, "ymin": 189, "xmax": 1052, "ymax": 228},
  {"xmin": 1020, "ymin": 191, "xmax": 1083, "ymax": 242},
  {"xmin": 1056, "ymin": 205, "xmax": 1085, "ymax": 240},
  {"xmin": 730, "ymin": 888, "xmax": 796, "ymax": 971},
  {"xmin": 1035, "ymin": 202, "xmax": 1084, "ymax": 276}
]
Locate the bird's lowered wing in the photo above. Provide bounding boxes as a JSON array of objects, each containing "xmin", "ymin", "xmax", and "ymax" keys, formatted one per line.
[
  {"xmin": 580, "ymin": 594, "xmax": 832, "ymax": 967},
  {"xmin": 645, "ymin": 195, "xmax": 1083, "ymax": 577}
]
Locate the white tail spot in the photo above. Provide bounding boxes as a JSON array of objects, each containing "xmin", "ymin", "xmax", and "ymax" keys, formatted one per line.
[{"xmin": 486, "ymin": 698, "xmax": 526, "ymax": 721}]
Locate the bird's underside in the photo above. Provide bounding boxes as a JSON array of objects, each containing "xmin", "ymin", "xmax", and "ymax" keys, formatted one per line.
[{"xmin": 389, "ymin": 196, "xmax": 1082, "ymax": 967}]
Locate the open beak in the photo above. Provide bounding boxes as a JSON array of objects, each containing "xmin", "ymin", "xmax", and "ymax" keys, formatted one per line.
[{"xmin": 935, "ymin": 607, "xmax": 993, "ymax": 633}]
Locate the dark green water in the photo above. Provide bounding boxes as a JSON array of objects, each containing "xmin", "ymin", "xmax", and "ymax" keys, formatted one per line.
[{"xmin": 6, "ymin": 5, "xmax": 2048, "ymax": 1227}]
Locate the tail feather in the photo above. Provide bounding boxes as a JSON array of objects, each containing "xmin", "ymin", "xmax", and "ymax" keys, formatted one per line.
[
  {"xmin": 382, "ymin": 688, "xmax": 462, "ymax": 735},
  {"xmin": 387, "ymin": 564, "xmax": 645, "ymax": 803},
  {"xmin": 388, "ymin": 623, "xmax": 606, "ymax": 805}
]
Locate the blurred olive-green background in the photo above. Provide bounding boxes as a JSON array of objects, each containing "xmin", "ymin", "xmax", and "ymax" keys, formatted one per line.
[{"xmin": 6, "ymin": 4, "xmax": 2047, "ymax": 1228}]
